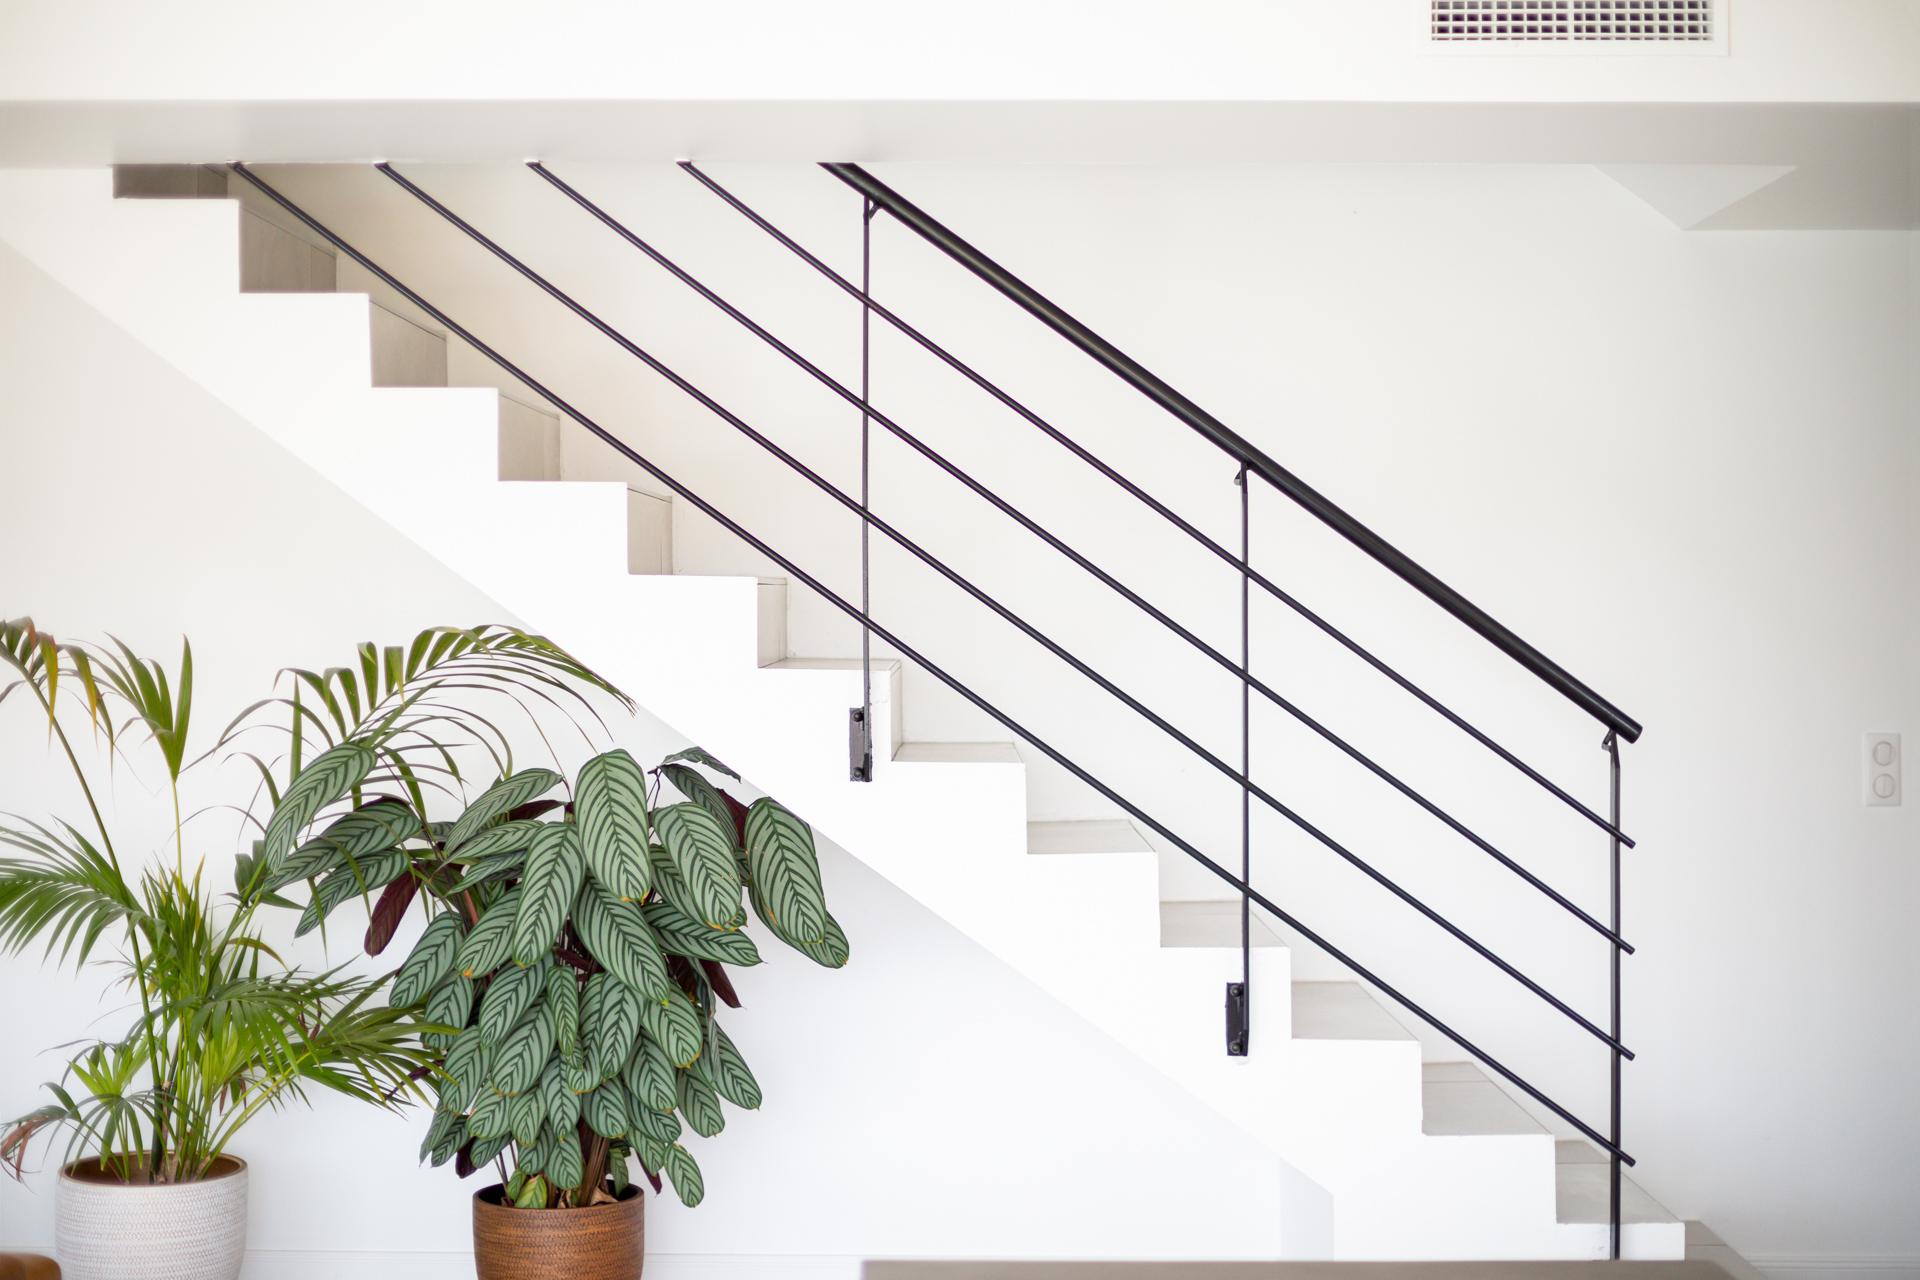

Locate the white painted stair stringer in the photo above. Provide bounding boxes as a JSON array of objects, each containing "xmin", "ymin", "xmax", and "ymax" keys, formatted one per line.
[{"xmin": 0, "ymin": 169, "xmax": 1674, "ymax": 1261}]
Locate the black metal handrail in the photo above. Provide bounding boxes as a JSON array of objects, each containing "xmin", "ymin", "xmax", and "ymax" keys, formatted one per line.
[
  {"xmin": 225, "ymin": 156, "xmax": 1639, "ymax": 1198},
  {"xmin": 523, "ymin": 161, "xmax": 1630, "ymax": 953},
  {"xmin": 679, "ymin": 160, "xmax": 1633, "ymax": 849},
  {"xmin": 821, "ymin": 162, "xmax": 1644, "ymax": 747},
  {"xmin": 373, "ymin": 160, "xmax": 1629, "ymax": 1055}
]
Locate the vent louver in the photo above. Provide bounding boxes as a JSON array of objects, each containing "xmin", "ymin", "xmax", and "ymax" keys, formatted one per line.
[{"xmin": 1430, "ymin": 0, "xmax": 1714, "ymax": 42}]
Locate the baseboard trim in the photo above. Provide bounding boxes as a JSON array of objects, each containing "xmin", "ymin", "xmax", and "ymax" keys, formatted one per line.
[
  {"xmin": 235, "ymin": 1251, "xmax": 862, "ymax": 1280},
  {"xmin": 1748, "ymin": 1258, "xmax": 1920, "ymax": 1280}
]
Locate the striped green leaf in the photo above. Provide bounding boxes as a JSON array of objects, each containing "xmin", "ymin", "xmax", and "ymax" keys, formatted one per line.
[
  {"xmin": 546, "ymin": 1126, "xmax": 584, "ymax": 1190},
  {"xmin": 638, "ymin": 988, "xmax": 704, "ymax": 1068},
  {"xmin": 270, "ymin": 799, "xmax": 417, "ymax": 891},
  {"xmin": 455, "ymin": 888, "xmax": 523, "ymax": 979},
  {"xmin": 564, "ymin": 1046, "xmax": 597, "ymax": 1095},
  {"xmin": 295, "ymin": 847, "xmax": 409, "ymax": 937},
  {"xmin": 516, "ymin": 1132, "xmax": 547, "ymax": 1179},
  {"xmin": 540, "ymin": 1057, "xmax": 581, "ymax": 1132},
  {"xmin": 262, "ymin": 741, "xmax": 377, "ymax": 870},
  {"xmin": 508, "ymin": 1090, "xmax": 545, "ymax": 1146},
  {"xmin": 659, "ymin": 764, "xmax": 738, "ymax": 848},
  {"xmin": 468, "ymin": 1133, "xmax": 512, "ymax": 1168},
  {"xmin": 640, "ymin": 899, "xmax": 761, "ymax": 966},
  {"xmin": 546, "ymin": 966, "xmax": 580, "ymax": 1056},
  {"xmin": 572, "ymin": 881, "xmax": 670, "ymax": 1001},
  {"xmin": 624, "ymin": 1034, "xmax": 677, "ymax": 1113},
  {"xmin": 707, "ymin": 1022, "xmax": 762, "ymax": 1110},
  {"xmin": 654, "ymin": 803, "xmax": 743, "ymax": 929},
  {"xmin": 450, "ymin": 852, "xmax": 527, "ymax": 894},
  {"xmin": 577, "ymin": 973, "xmax": 608, "ymax": 1069},
  {"xmin": 512, "ymin": 824, "xmax": 584, "ymax": 967},
  {"xmin": 443, "ymin": 1026, "xmax": 494, "ymax": 1113},
  {"xmin": 648, "ymin": 842, "xmax": 742, "ymax": 926},
  {"xmin": 582, "ymin": 1082, "xmax": 628, "ymax": 1140},
  {"xmin": 393, "ymin": 912, "xmax": 468, "ymax": 1006},
  {"xmin": 420, "ymin": 1105, "xmax": 465, "ymax": 1166},
  {"xmin": 633, "ymin": 1136, "xmax": 666, "ymax": 1178},
  {"xmin": 478, "ymin": 961, "xmax": 546, "ymax": 1046},
  {"xmin": 659, "ymin": 747, "xmax": 739, "ymax": 779},
  {"xmin": 675, "ymin": 1064, "xmax": 725, "ymax": 1138},
  {"xmin": 595, "ymin": 979, "xmax": 644, "ymax": 1082},
  {"xmin": 624, "ymin": 1095, "xmax": 680, "ymax": 1145},
  {"xmin": 744, "ymin": 798, "xmax": 828, "ymax": 946},
  {"xmin": 512, "ymin": 1174, "xmax": 549, "ymax": 1209},
  {"xmin": 661, "ymin": 1143, "xmax": 705, "ymax": 1208},
  {"xmin": 466, "ymin": 1088, "xmax": 510, "ymax": 1139},
  {"xmin": 423, "ymin": 974, "xmax": 476, "ymax": 1055},
  {"xmin": 451, "ymin": 819, "xmax": 543, "ymax": 864},
  {"xmin": 445, "ymin": 769, "xmax": 563, "ymax": 853},
  {"xmin": 493, "ymin": 1004, "xmax": 553, "ymax": 1097},
  {"xmin": 790, "ymin": 911, "xmax": 850, "ymax": 970},
  {"xmin": 576, "ymin": 749, "xmax": 653, "ymax": 902},
  {"xmin": 610, "ymin": 1147, "xmax": 630, "ymax": 1196}
]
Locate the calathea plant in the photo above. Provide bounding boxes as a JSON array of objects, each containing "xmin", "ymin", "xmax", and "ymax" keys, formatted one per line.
[{"xmin": 266, "ymin": 742, "xmax": 847, "ymax": 1210}]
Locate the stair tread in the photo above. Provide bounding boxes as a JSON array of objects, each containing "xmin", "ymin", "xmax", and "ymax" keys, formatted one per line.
[
  {"xmin": 769, "ymin": 656, "xmax": 904, "ymax": 673},
  {"xmin": 1420, "ymin": 1061, "xmax": 1547, "ymax": 1136},
  {"xmin": 1290, "ymin": 981, "xmax": 1415, "ymax": 1041},
  {"xmin": 1028, "ymin": 819, "xmax": 1152, "ymax": 855},
  {"xmin": 1160, "ymin": 900, "xmax": 1285, "ymax": 948},
  {"xmin": 893, "ymin": 742, "xmax": 1021, "ymax": 764},
  {"xmin": 1556, "ymin": 1141, "xmax": 1682, "ymax": 1225}
]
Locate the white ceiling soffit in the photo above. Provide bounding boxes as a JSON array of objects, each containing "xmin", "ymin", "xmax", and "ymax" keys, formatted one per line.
[
  {"xmin": 0, "ymin": 101, "xmax": 1909, "ymax": 229},
  {"xmin": 1597, "ymin": 163, "xmax": 1797, "ymax": 228}
]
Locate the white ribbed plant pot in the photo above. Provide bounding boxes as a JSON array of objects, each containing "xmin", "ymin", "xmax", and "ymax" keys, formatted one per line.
[{"xmin": 56, "ymin": 1157, "xmax": 248, "ymax": 1280}]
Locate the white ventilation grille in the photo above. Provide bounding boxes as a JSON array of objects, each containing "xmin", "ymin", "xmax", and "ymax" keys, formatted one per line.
[{"xmin": 1430, "ymin": 0, "xmax": 1714, "ymax": 42}]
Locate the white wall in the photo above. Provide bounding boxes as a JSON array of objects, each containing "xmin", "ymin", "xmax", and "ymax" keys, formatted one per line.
[
  {"xmin": 0, "ymin": 0, "xmax": 1915, "ymax": 104},
  {"xmin": 0, "ymin": 234, "xmax": 1319, "ymax": 1275},
  {"xmin": 217, "ymin": 159, "xmax": 1920, "ymax": 1270}
]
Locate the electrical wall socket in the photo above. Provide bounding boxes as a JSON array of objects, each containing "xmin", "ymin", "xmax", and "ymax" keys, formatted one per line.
[{"xmin": 1863, "ymin": 733, "xmax": 1901, "ymax": 807}]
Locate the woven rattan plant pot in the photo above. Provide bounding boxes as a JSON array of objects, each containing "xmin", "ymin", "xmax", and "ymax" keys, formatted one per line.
[
  {"xmin": 473, "ymin": 1184, "xmax": 644, "ymax": 1280},
  {"xmin": 56, "ymin": 1156, "xmax": 247, "ymax": 1280}
]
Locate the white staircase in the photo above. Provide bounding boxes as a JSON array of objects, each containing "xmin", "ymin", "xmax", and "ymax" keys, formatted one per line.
[{"xmin": 0, "ymin": 167, "xmax": 1683, "ymax": 1261}]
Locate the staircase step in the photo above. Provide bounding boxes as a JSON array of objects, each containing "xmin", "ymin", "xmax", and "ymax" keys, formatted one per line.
[
  {"xmin": 1290, "ymin": 981, "xmax": 1415, "ymax": 1041},
  {"xmin": 1685, "ymin": 1221, "xmax": 1770, "ymax": 1280},
  {"xmin": 892, "ymin": 742, "xmax": 1021, "ymax": 764},
  {"xmin": 1554, "ymin": 1141, "xmax": 1682, "ymax": 1226},
  {"xmin": 1027, "ymin": 819, "xmax": 1151, "ymax": 855},
  {"xmin": 1555, "ymin": 1140, "xmax": 1689, "ymax": 1257},
  {"xmin": 1421, "ymin": 1061, "xmax": 1546, "ymax": 1136},
  {"xmin": 1159, "ymin": 900, "xmax": 1284, "ymax": 948}
]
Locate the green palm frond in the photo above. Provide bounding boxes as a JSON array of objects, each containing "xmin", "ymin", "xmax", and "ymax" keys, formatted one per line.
[
  {"xmin": 0, "ymin": 819, "xmax": 142, "ymax": 965},
  {"xmin": 86, "ymin": 637, "xmax": 194, "ymax": 785}
]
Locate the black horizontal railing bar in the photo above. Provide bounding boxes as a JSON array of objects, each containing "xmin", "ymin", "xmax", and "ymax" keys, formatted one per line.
[
  {"xmin": 225, "ymin": 159, "xmax": 1634, "ymax": 1167},
  {"xmin": 821, "ymin": 161, "xmax": 1645, "ymax": 747},
  {"xmin": 677, "ymin": 160, "xmax": 1634, "ymax": 851},
  {"xmin": 533, "ymin": 160, "xmax": 1631, "ymax": 954},
  {"xmin": 379, "ymin": 159, "xmax": 1631, "ymax": 1057}
]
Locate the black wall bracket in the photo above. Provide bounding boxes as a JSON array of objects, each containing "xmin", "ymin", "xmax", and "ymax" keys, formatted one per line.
[
  {"xmin": 849, "ymin": 707, "xmax": 873, "ymax": 782},
  {"xmin": 1226, "ymin": 982, "xmax": 1249, "ymax": 1056}
]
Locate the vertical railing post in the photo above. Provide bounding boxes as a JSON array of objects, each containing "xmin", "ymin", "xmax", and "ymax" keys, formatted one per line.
[
  {"xmin": 851, "ymin": 196, "xmax": 877, "ymax": 782},
  {"xmin": 1227, "ymin": 464, "xmax": 1251, "ymax": 1056},
  {"xmin": 1605, "ymin": 729, "xmax": 1623, "ymax": 1257}
]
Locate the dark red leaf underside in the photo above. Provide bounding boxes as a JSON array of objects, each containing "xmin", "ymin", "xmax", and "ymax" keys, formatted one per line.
[
  {"xmin": 699, "ymin": 959, "xmax": 741, "ymax": 1008},
  {"xmin": 717, "ymin": 789, "xmax": 750, "ymax": 848},
  {"xmin": 364, "ymin": 871, "xmax": 422, "ymax": 955}
]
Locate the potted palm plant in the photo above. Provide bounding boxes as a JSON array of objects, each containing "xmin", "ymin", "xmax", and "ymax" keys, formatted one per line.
[
  {"xmin": 0, "ymin": 620, "xmax": 439, "ymax": 1280},
  {"xmin": 233, "ymin": 629, "xmax": 849, "ymax": 1280}
]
